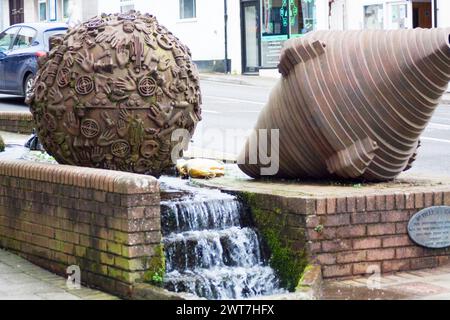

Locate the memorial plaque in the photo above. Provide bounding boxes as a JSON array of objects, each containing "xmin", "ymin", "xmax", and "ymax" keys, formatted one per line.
[{"xmin": 408, "ymin": 206, "xmax": 450, "ymax": 249}]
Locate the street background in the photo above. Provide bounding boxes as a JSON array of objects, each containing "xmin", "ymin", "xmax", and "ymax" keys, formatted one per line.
[{"xmin": 1, "ymin": 74, "xmax": 450, "ymax": 177}]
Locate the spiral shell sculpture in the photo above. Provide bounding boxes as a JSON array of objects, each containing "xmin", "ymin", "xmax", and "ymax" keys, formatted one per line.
[
  {"xmin": 27, "ymin": 11, "xmax": 202, "ymax": 176},
  {"xmin": 238, "ymin": 28, "xmax": 450, "ymax": 181}
]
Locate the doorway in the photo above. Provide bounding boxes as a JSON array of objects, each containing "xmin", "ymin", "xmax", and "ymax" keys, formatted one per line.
[
  {"xmin": 412, "ymin": 1, "xmax": 432, "ymax": 28},
  {"xmin": 241, "ymin": 0, "xmax": 260, "ymax": 74},
  {"xmin": 9, "ymin": 0, "xmax": 24, "ymax": 25}
]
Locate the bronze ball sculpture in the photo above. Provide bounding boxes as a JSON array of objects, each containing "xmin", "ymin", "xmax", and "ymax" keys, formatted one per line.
[{"xmin": 27, "ymin": 11, "xmax": 202, "ymax": 176}]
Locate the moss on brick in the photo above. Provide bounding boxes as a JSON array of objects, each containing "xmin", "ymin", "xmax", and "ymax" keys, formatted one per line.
[
  {"xmin": 241, "ymin": 192, "xmax": 309, "ymax": 292},
  {"xmin": 143, "ymin": 244, "xmax": 165, "ymax": 287}
]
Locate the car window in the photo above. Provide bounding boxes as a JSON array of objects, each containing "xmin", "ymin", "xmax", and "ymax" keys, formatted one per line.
[
  {"xmin": 44, "ymin": 29, "xmax": 68, "ymax": 51},
  {"xmin": 12, "ymin": 27, "xmax": 37, "ymax": 50},
  {"xmin": 0, "ymin": 27, "xmax": 20, "ymax": 52}
]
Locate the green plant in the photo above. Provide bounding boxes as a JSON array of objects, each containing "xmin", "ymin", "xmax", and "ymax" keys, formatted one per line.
[
  {"xmin": 143, "ymin": 244, "xmax": 166, "ymax": 287},
  {"xmin": 149, "ymin": 268, "xmax": 164, "ymax": 285},
  {"xmin": 241, "ymin": 192, "xmax": 308, "ymax": 292},
  {"xmin": 314, "ymin": 224, "xmax": 324, "ymax": 233}
]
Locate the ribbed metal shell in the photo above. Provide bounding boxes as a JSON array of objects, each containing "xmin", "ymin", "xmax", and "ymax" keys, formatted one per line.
[{"xmin": 238, "ymin": 28, "xmax": 450, "ymax": 181}]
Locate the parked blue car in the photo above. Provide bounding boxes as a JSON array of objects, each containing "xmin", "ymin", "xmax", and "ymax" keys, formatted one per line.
[{"xmin": 0, "ymin": 23, "xmax": 68, "ymax": 97}]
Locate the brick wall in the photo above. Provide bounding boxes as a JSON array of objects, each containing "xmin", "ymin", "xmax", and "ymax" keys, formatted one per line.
[
  {"xmin": 310, "ymin": 191, "xmax": 450, "ymax": 278},
  {"xmin": 0, "ymin": 160, "xmax": 162, "ymax": 298},
  {"xmin": 241, "ymin": 189, "xmax": 450, "ymax": 281},
  {"xmin": 0, "ymin": 111, "xmax": 34, "ymax": 134}
]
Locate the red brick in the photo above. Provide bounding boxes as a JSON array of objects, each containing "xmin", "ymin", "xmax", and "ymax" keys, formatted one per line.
[
  {"xmin": 353, "ymin": 262, "xmax": 381, "ymax": 275},
  {"xmin": 346, "ymin": 197, "xmax": 356, "ymax": 213},
  {"xmin": 405, "ymin": 193, "xmax": 414, "ymax": 209},
  {"xmin": 438, "ymin": 256, "xmax": 450, "ymax": 266},
  {"xmin": 395, "ymin": 193, "xmax": 405, "ymax": 209},
  {"xmin": 356, "ymin": 196, "xmax": 366, "ymax": 212},
  {"xmin": 396, "ymin": 247, "xmax": 424, "ymax": 259},
  {"xmin": 326, "ymin": 198, "xmax": 336, "ymax": 214},
  {"xmin": 315, "ymin": 253, "xmax": 336, "ymax": 265},
  {"xmin": 444, "ymin": 191, "xmax": 450, "ymax": 206},
  {"xmin": 322, "ymin": 264, "xmax": 352, "ymax": 278},
  {"xmin": 367, "ymin": 223, "xmax": 396, "ymax": 236},
  {"xmin": 353, "ymin": 238, "xmax": 382, "ymax": 249},
  {"xmin": 434, "ymin": 192, "xmax": 443, "ymax": 205},
  {"xmin": 308, "ymin": 242, "xmax": 321, "ymax": 254},
  {"xmin": 351, "ymin": 212, "xmax": 380, "ymax": 224},
  {"xmin": 323, "ymin": 214, "xmax": 350, "ymax": 227},
  {"xmin": 336, "ymin": 198, "xmax": 347, "ymax": 213},
  {"xmin": 375, "ymin": 195, "xmax": 386, "ymax": 211},
  {"xmin": 385, "ymin": 195, "xmax": 395, "ymax": 210},
  {"xmin": 316, "ymin": 198, "xmax": 326, "ymax": 215},
  {"xmin": 307, "ymin": 228, "xmax": 337, "ymax": 240},
  {"xmin": 336, "ymin": 225, "xmax": 366, "ymax": 238},
  {"xmin": 410, "ymin": 257, "xmax": 438, "ymax": 270},
  {"xmin": 380, "ymin": 210, "xmax": 409, "ymax": 223},
  {"xmin": 382, "ymin": 235, "xmax": 412, "ymax": 248},
  {"xmin": 423, "ymin": 192, "xmax": 433, "ymax": 207},
  {"xmin": 395, "ymin": 222, "xmax": 408, "ymax": 234},
  {"xmin": 367, "ymin": 248, "xmax": 395, "ymax": 261},
  {"xmin": 366, "ymin": 195, "xmax": 376, "ymax": 211},
  {"xmin": 382, "ymin": 259, "xmax": 410, "ymax": 273},
  {"xmin": 337, "ymin": 250, "xmax": 367, "ymax": 263},
  {"xmin": 414, "ymin": 193, "xmax": 424, "ymax": 209},
  {"xmin": 306, "ymin": 215, "xmax": 321, "ymax": 228},
  {"xmin": 321, "ymin": 239, "xmax": 351, "ymax": 252}
]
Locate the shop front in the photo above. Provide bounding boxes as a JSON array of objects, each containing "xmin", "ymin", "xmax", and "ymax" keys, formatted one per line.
[{"xmin": 240, "ymin": 0, "xmax": 316, "ymax": 74}]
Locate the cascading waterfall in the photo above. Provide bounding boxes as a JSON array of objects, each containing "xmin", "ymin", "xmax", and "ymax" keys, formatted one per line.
[{"xmin": 160, "ymin": 177, "xmax": 285, "ymax": 300}]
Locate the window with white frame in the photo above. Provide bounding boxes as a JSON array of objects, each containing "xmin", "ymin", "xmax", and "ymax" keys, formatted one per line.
[
  {"xmin": 180, "ymin": 0, "xmax": 196, "ymax": 19},
  {"xmin": 120, "ymin": 0, "xmax": 135, "ymax": 13},
  {"xmin": 39, "ymin": 0, "xmax": 47, "ymax": 22},
  {"xmin": 48, "ymin": 0, "xmax": 57, "ymax": 21},
  {"xmin": 63, "ymin": 0, "xmax": 70, "ymax": 19},
  {"xmin": 364, "ymin": 4, "xmax": 384, "ymax": 29}
]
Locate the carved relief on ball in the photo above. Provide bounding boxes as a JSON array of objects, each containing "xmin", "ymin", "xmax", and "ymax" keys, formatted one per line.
[{"xmin": 27, "ymin": 11, "xmax": 202, "ymax": 177}]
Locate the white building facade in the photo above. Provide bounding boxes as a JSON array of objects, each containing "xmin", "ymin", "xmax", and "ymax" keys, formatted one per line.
[
  {"xmin": 330, "ymin": 0, "xmax": 450, "ymax": 30},
  {"xmin": 96, "ymin": 0, "xmax": 330, "ymax": 75},
  {"xmin": 0, "ymin": 0, "xmax": 330, "ymax": 74},
  {"xmin": 1, "ymin": 0, "xmax": 98, "ymax": 31}
]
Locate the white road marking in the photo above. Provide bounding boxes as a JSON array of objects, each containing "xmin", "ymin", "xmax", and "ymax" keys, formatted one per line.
[
  {"xmin": 428, "ymin": 122, "xmax": 450, "ymax": 130},
  {"xmin": 201, "ymin": 79, "xmax": 274, "ymax": 89},
  {"xmin": 203, "ymin": 95, "xmax": 266, "ymax": 106},
  {"xmin": 202, "ymin": 109, "xmax": 220, "ymax": 114},
  {"xmin": 421, "ymin": 137, "xmax": 450, "ymax": 144}
]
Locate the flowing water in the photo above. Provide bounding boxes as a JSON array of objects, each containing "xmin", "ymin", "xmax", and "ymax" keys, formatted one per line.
[{"xmin": 160, "ymin": 176, "xmax": 285, "ymax": 300}]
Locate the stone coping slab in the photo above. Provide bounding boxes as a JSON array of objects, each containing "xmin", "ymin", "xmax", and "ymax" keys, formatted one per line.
[
  {"xmin": 194, "ymin": 174, "xmax": 450, "ymax": 199},
  {"xmin": 0, "ymin": 160, "xmax": 159, "ymax": 194}
]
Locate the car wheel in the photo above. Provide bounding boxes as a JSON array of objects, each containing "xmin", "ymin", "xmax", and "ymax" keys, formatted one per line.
[{"xmin": 23, "ymin": 74, "xmax": 35, "ymax": 101}]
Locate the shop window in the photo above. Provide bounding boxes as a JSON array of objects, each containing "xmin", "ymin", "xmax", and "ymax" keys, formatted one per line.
[
  {"xmin": 180, "ymin": 0, "xmax": 196, "ymax": 19},
  {"xmin": 120, "ymin": 0, "xmax": 135, "ymax": 13},
  {"xmin": 364, "ymin": 4, "xmax": 384, "ymax": 29},
  {"xmin": 290, "ymin": 0, "xmax": 315, "ymax": 37},
  {"xmin": 261, "ymin": 0, "xmax": 316, "ymax": 68},
  {"xmin": 39, "ymin": 0, "xmax": 47, "ymax": 22}
]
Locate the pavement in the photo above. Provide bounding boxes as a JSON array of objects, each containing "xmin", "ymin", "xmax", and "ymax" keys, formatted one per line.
[
  {"xmin": 0, "ymin": 248, "xmax": 118, "ymax": 300},
  {"xmin": 322, "ymin": 265, "xmax": 450, "ymax": 300}
]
